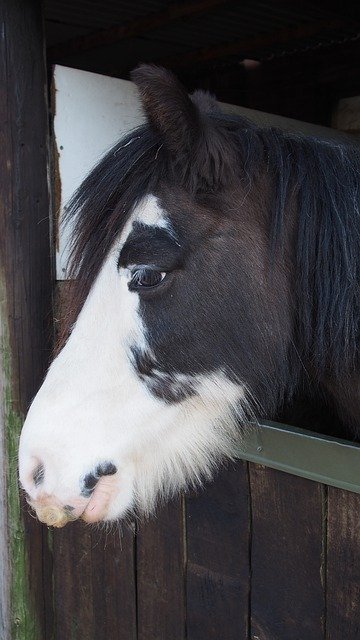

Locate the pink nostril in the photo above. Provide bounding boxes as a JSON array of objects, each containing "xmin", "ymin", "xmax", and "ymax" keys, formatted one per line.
[
  {"xmin": 81, "ymin": 461, "xmax": 117, "ymax": 497},
  {"xmin": 32, "ymin": 463, "xmax": 45, "ymax": 487}
]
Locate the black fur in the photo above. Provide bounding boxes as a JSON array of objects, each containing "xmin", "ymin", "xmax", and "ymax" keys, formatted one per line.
[
  {"xmin": 81, "ymin": 462, "xmax": 117, "ymax": 498},
  {"xmin": 33, "ymin": 463, "xmax": 45, "ymax": 487},
  {"xmin": 118, "ymin": 222, "xmax": 184, "ymax": 271},
  {"xmin": 130, "ymin": 346, "xmax": 196, "ymax": 403}
]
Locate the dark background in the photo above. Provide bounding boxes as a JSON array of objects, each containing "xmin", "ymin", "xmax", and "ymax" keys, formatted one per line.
[{"xmin": 44, "ymin": 0, "xmax": 360, "ymax": 126}]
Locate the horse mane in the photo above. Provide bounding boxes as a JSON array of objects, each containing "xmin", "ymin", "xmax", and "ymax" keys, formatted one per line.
[{"xmin": 61, "ymin": 105, "xmax": 360, "ymax": 379}]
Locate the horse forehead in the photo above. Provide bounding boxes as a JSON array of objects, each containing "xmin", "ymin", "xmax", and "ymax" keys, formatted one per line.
[{"xmin": 125, "ymin": 194, "xmax": 171, "ymax": 236}]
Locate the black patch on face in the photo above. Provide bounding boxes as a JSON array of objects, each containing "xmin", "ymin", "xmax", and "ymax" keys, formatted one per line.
[
  {"xmin": 81, "ymin": 461, "xmax": 117, "ymax": 498},
  {"xmin": 130, "ymin": 347, "xmax": 154, "ymax": 377},
  {"xmin": 118, "ymin": 222, "xmax": 185, "ymax": 271},
  {"xmin": 33, "ymin": 463, "xmax": 44, "ymax": 487},
  {"xmin": 126, "ymin": 188, "xmax": 295, "ymax": 419},
  {"xmin": 130, "ymin": 347, "xmax": 196, "ymax": 404}
]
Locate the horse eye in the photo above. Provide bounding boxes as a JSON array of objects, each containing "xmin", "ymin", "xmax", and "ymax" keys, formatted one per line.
[{"xmin": 129, "ymin": 267, "xmax": 166, "ymax": 291}]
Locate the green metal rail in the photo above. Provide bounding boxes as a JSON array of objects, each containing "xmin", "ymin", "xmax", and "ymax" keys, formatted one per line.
[{"xmin": 236, "ymin": 421, "xmax": 360, "ymax": 494}]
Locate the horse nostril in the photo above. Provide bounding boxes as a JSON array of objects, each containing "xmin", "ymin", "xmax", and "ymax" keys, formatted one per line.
[
  {"xmin": 33, "ymin": 463, "xmax": 45, "ymax": 487},
  {"xmin": 63, "ymin": 505, "xmax": 75, "ymax": 512},
  {"xmin": 82, "ymin": 473, "xmax": 98, "ymax": 497},
  {"xmin": 96, "ymin": 462, "xmax": 117, "ymax": 477},
  {"xmin": 81, "ymin": 461, "xmax": 117, "ymax": 498}
]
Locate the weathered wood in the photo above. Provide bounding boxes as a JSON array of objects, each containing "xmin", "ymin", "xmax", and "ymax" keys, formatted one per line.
[
  {"xmin": 52, "ymin": 521, "xmax": 137, "ymax": 640},
  {"xmin": 326, "ymin": 488, "xmax": 360, "ymax": 639},
  {"xmin": 136, "ymin": 498, "xmax": 186, "ymax": 640},
  {"xmin": 0, "ymin": 1, "xmax": 53, "ymax": 638},
  {"xmin": 249, "ymin": 464, "xmax": 325, "ymax": 640},
  {"xmin": 0, "ymin": 297, "xmax": 11, "ymax": 640},
  {"xmin": 186, "ymin": 461, "xmax": 250, "ymax": 640}
]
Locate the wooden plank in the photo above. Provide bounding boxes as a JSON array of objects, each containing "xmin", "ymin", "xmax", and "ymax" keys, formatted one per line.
[
  {"xmin": 326, "ymin": 488, "xmax": 360, "ymax": 639},
  {"xmin": 249, "ymin": 465, "xmax": 325, "ymax": 640},
  {"xmin": 0, "ymin": 0, "xmax": 53, "ymax": 638},
  {"xmin": 52, "ymin": 522, "xmax": 137, "ymax": 640},
  {"xmin": 0, "ymin": 302, "xmax": 11, "ymax": 640},
  {"xmin": 186, "ymin": 461, "xmax": 250, "ymax": 640},
  {"xmin": 136, "ymin": 498, "xmax": 186, "ymax": 640}
]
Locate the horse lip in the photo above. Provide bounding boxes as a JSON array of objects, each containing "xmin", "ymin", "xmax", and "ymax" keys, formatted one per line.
[
  {"xmin": 28, "ymin": 496, "xmax": 88, "ymax": 528},
  {"xmin": 35, "ymin": 505, "xmax": 78, "ymax": 528}
]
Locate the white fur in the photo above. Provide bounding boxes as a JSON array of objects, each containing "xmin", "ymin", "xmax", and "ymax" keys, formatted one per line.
[
  {"xmin": 132, "ymin": 194, "xmax": 169, "ymax": 229},
  {"xmin": 19, "ymin": 194, "xmax": 247, "ymax": 522}
]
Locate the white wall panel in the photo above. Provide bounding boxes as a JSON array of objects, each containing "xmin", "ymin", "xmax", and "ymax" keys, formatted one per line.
[{"xmin": 53, "ymin": 66, "xmax": 144, "ymax": 278}]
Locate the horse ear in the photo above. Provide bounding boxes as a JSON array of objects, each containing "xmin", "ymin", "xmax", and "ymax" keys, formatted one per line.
[
  {"xmin": 191, "ymin": 89, "xmax": 220, "ymax": 115},
  {"xmin": 131, "ymin": 64, "xmax": 200, "ymax": 154}
]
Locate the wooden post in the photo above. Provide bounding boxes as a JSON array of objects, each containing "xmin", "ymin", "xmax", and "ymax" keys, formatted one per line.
[{"xmin": 0, "ymin": 1, "xmax": 54, "ymax": 638}]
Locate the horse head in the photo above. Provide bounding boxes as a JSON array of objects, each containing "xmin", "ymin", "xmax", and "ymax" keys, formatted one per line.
[{"xmin": 19, "ymin": 65, "xmax": 359, "ymax": 526}]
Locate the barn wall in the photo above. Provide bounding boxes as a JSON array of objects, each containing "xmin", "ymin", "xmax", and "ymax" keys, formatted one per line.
[{"xmin": 45, "ymin": 458, "xmax": 360, "ymax": 640}]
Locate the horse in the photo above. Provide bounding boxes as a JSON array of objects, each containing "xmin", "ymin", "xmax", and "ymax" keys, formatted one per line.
[{"xmin": 19, "ymin": 64, "xmax": 360, "ymax": 528}]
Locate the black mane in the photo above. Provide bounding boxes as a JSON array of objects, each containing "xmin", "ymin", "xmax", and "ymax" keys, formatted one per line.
[{"xmin": 64, "ymin": 111, "xmax": 360, "ymax": 379}]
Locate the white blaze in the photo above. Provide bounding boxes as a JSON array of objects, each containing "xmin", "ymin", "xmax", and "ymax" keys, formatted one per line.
[{"xmin": 19, "ymin": 195, "xmax": 246, "ymax": 522}]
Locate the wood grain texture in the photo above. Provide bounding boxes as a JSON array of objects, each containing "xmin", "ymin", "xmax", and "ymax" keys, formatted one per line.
[
  {"xmin": 326, "ymin": 488, "xmax": 360, "ymax": 640},
  {"xmin": 186, "ymin": 461, "xmax": 250, "ymax": 640},
  {"xmin": 52, "ymin": 521, "xmax": 137, "ymax": 640},
  {"xmin": 0, "ymin": 0, "xmax": 53, "ymax": 638},
  {"xmin": 249, "ymin": 464, "xmax": 325, "ymax": 640},
  {"xmin": 136, "ymin": 497, "xmax": 186, "ymax": 640}
]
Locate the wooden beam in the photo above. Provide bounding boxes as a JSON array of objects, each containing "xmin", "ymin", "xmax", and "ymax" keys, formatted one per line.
[
  {"xmin": 0, "ymin": 0, "xmax": 54, "ymax": 638},
  {"xmin": 159, "ymin": 18, "xmax": 358, "ymax": 69},
  {"xmin": 47, "ymin": 0, "xmax": 230, "ymax": 61}
]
